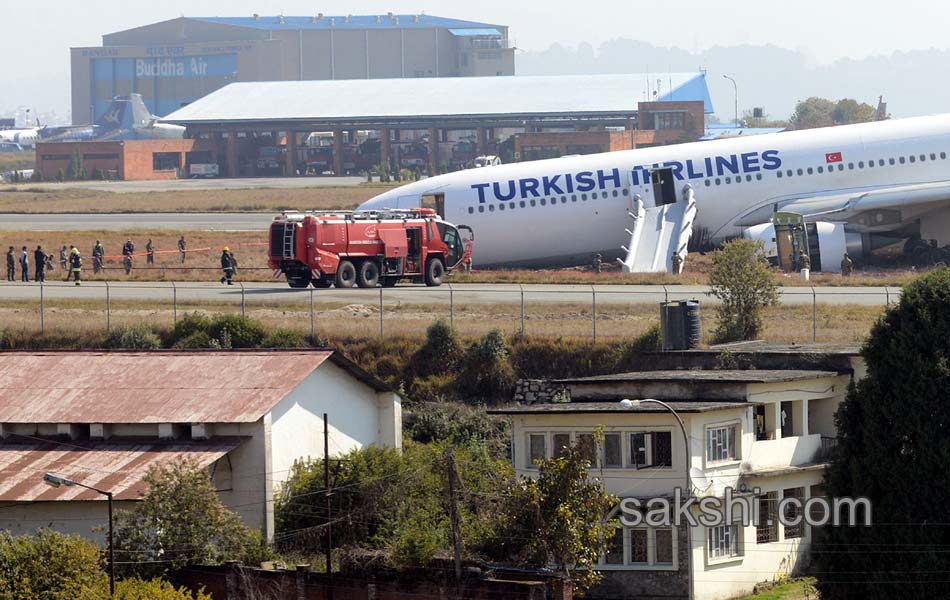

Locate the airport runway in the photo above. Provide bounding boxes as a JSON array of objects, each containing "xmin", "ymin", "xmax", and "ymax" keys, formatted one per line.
[
  {"xmin": 0, "ymin": 282, "xmax": 900, "ymax": 306},
  {"xmin": 4, "ymin": 176, "xmax": 364, "ymax": 194},
  {"xmin": 0, "ymin": 213, "xmax": 273, "ymax": 231}
]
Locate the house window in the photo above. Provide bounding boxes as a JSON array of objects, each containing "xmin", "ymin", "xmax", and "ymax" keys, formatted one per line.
[
  {"xmin": 600, "ymin": 526, "xmax": 677, "ymax": 569},
  {"xmin": 604, "ymin": 528, "xmax": 624, "ymax": 565},
  {"xmin": 654, "ymin": 112, "xmax": 686, "ymax": 130},
  {"xmin": 603, "ymin": 433, "xmax": 623, "ymax": 468},
  {"xmin": 757, "ymin": 491, "xmax": 779, "ymax": 543},
  {"xmin": 783, "ymin": 487, "xmax": 805, "ymax": 539},
  {"xmin": 707, "ymin": 425, "xmax": 738, "ymax": 462},
  {"xmin": 655, "ymin": 528, "xmax": 674, "ymax": 564},
  {"xmin": 578, "ymin": 433, "xmax": 597, "ymax": 466},
  {"xmin": 708, "ymin": 524, "xmax": 741, "ymax": 559},
  {"xmin": 630, "ymin": 528, "xmax": 649, "ymax": 564},
  {"xmin": 152, "ymin": 152, "xmax": 181, "ymax": 171},
  {"xmin": 528, "ymin": 433, "xmax": 546, "ymax": 467},
  {"xmin": 553, "ymin": 433, "xmax": 571, "ymax": 458},
  {"xmin": 630, "ymin": 431, "xmax": 673, "ymax": 468}
]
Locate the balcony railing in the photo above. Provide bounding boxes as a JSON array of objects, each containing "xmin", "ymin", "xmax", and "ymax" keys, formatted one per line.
[{"xmin": 816, "ymin": 436, "xmax": 838, "ymax": 462}]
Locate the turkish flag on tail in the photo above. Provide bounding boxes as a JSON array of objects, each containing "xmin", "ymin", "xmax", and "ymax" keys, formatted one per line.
[{"xmin": 825, "ymin": 152, "xmax": 843, "ymax": 163}]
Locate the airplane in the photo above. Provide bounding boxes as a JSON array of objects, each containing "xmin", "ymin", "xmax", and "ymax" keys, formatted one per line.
[
  {"xmin": 357, "ymin": 114, "xmax": 950, "ymax": 271},
  {"xmin": 36, "ymin": 94, "xmax": 185, "ymax": 143},
  {"xmin": 0, "ymin": 127, "xmax": 39, "ymax": 149}
]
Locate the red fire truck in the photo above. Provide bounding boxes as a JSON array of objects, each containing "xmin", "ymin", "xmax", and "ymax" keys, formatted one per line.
[{"xmin": 269, "ymin": 208, "xmax": 473, "ymax": 288}]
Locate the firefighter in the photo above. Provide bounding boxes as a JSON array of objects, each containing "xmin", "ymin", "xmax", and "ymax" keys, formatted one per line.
[
  {"xmin": 92, "ymin": 240, "xmax": 104, "ymax": 274},
  {"xmin": 178, "ymin": 235, "xmax": 186, "ymax": 263},
  {"xmin": 220, "ymin": 247, "xmax": 235, "ymax": 285},
  {"xmin": 123, "ymin": 253, "xmax": 133, "ymax": 275},
  {"xmin": 591, "ymin": 253, "xmax": 603, "ymax": 274},
  {"xmin": 59, "ymin": 245, "xmax": 67, "ymax": 271},
  {"xmin": 799, "ymin": 250, "xmax": 811, "ymax": 271},
  {"xmin": 33, "ymin": 245, "xmax": 46, "ymax": 283},
  {"xmin": 5, "ymin": 246, "xmax": 14, "ymax": 282},
  {"xmin": 19, "ymin": 246, "xmax": 28, "ymax": 282},
  {"xmin": 841, "ymin": 253, "xmax": 854, "ymax": 277},
  {"xmin": 68, "ymin": 246, "xmax": 82, "ymax": 285},
  {"xmin": 671, "ymin": 252, "xmax": 684, "ymax": 275},
  {"xmin": 122, "ymin": 238, "xmax": 135, "ymax": 258},
  {"xmin": 146, "ymin": 238, "xmax": 155, "ymax": 265}
]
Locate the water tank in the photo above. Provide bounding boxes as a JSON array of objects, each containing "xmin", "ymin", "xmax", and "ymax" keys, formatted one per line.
[{"xmin": 660, "ymin": 300, "xmax": 701, "ymax": 351}]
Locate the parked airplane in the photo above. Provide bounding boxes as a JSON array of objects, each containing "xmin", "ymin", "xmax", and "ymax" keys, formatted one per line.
[
  {"xmin": 0, "ymin": 127, "xmax": 39, "ymax": 149},
  {"xmin": 358, "ymin": 115, "xmax": 950, "ymax": 271},
  {"xmin": 37, "ymin": 94, "xmax": 185, "ymax": 143}
]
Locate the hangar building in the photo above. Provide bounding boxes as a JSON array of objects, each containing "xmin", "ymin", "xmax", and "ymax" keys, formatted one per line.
[{"xmin": 70, "ymin": 13, "xmax": 515, "ymax": 124}]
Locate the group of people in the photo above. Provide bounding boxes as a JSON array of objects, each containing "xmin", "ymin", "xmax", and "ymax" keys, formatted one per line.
[
  {"xmin": 5, "ymin": 236, "xmax": 238, "ymax": 284},
  {"xmin": 6, "ymin": 245, "xmax": 83, "ymax": 285}
]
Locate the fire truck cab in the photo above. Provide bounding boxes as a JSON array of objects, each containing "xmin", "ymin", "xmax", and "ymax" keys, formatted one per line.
[{"xmin": 269, "ymin": 208, "xmax": 472, "ymax": 288}]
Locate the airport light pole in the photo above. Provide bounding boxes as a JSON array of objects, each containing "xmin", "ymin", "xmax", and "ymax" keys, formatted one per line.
[
  {"xmin": 723, "ymin": 74, "xmax": 739, "ymax": 127},
  {"xmin": 43, "ymin": 473, "xmax": 115, "ymax": 597},
  {"xmin": 619, "ymin": 398, "xmax": 693, "ymax": 600}
]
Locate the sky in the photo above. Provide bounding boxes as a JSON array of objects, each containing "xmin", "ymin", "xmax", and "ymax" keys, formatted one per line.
[{"xmin": 3, "ymin": 0, "xmax": 950, "ymax": 117}]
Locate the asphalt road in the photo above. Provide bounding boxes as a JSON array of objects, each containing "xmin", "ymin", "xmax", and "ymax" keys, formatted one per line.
[
  {"xmin": 0, "ymin": 282, "xmax": 900, "ymax": 306},
  {"xmin": 4, "ymin": 176, "xmax": 364, "ymax": 193},
  {"xmin": 0, "ymin": 213, "xmax": 274, "ymax": 231}
]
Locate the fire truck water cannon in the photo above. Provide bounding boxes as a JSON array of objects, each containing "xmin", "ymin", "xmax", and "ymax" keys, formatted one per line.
[{"xmin": 268, "ymin": 207, "xmax": 472, "ymax": 289}]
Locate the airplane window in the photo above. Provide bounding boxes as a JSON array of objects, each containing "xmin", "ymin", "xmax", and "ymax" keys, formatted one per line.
[
  {"xmin": 509, "ymin": 202, "xmax": 515, "ymax": 209},
  {"xmin": 931, "ymin": 154, "xmax": 937, "ymax": 161},
  {"xmin": 899, "ymin": 157, "xmax": 906, "ymax": 164},
  {"xmin": 807, "ymin": 167, "xmax": 814, "ymax": 175},
  {"xmin": 858, "ymin": 161, "xmax": 864, "ymax": 168},
  {"xmin": 879, "ymin": 159, "xmax": 885, "ymax": 166},
  {"xmin": 867, "ymin": 161, "xmax": 874, "ymax": 168},
  {"xmin": 520, "ymin": 201, "xmax": 526, "ymax": 208},
  {"xmin": 786, "ymin": 169, "xmax": 793, "ymax": 177},
  {"xmin": 715, "ymin": 178, "xmax": 721, "ymax": 185},
  {"xmin": 746, "ymin": 175, "xmax": 753, "ymax": 182},
  {"xmin": 622, "ymin": 189, "xmax": 629, "ymax": 196},
  {"xmin": 838, "ymin": 164, "xmax": 844, "ymax": 171},
  {"xmin": 776, "ymin": 172, "xmax": 783, "ymax": 178},
  {"xmin": 561, "ymin": 197, "xmax": 567, "ymax": 204},
  {"xmin": 756, "ymin": 174, "xmax": 762, "ymax": 181},
  {"xmin": 735, "ymin": 177, "xmax": 741, "ymax": 184},
  {"xmin": 499, "ymin": 203, "xmax": 505, "ymax": 211},
  {"xmin": 488, "ymin": 205, "xmax": 495, "ymax": 212},
  {"xmin": 591, "ymin": 192, "xmax": 598, "ymax": 199},
  {"xmin": 818, "ymin": 166, "xmax": 824, "ymax": 173},
  {"xmin": 582, "ymin": 194, "xmax": 588, "ymax": 200},
  {"xmin": 705, "ymin": 180, "xmax": 711, "ymax": 186},
  {"xmin": 725, "ymin": 177, "xmax": 731, "ymax": 184},
  {"xmin": 920, "ymin": 154, "xmax": 926, "ymax": 161},
  {"xmin": 468, "ymin": 207, "xmax": 474, "ymax": 214},
  {"xmin": 478, "ymin": 206, "xmax": 485, "ymax": 213},
  {"xmin": 550, "ymin": 201, "xmax": 556, "ymax": 208},
  {"xmin": 909, "ymin": 156, "xmax": 916, "ymax": 163},
  {"xmin": 530, "ymin": 199, "xmax": 536, "ymax": 206},
  {"xmin": 848, "ymin": 163, "xmax": 854, "ymax": 170},
  {"xmin": 540, "ymin": 198, "xmax": 546, "ymax": 206},
  {"xmin": 612, "ymin": 190, "xmax": 619, "ymax": 197},
  {"xmin": 942, "ymin": 152, "xmax": 947, "ymax": 159},
  {"xmin": 572, "ymin": 194, "xmax": 578, "ymax": 201}
]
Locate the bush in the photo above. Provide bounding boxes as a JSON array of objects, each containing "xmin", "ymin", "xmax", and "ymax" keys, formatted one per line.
[
  {"xmin": 261, "ymin": 328, "xmax": 307, "ymax": 348},
  {"xmin": 167, "ymin": 312, "xmax": 213, "ymax": 346},
  {"xmin": 172, "ymin": 331, "xmax": 214, "ymax": 349},
  {"xmin": 708, "ymin": 238, "xmax": 778, "ymax": 343},
  {"xmin": 406, "ymin": 400, "xmax": 509, "ymax": 458},
  {"xmin": 407, "ymin": 319, "xmax": 463, "ymax": 378},
  {"xmin": 0, "ymin": 529, "xmax": 105, "ymax": 599},
  {"xmin": 207, "ymin": 314, "xmax": 267, "ymax": 349},
  {"xmin": 107, "ymin": 324, "xmax": 162, "ymax": 350},
  {"xmin": 112, "ymin": 578, "xmax": 212, "ymax": 600},
  {"xmin": 458, "ymin": 329, "xmax": 516, "ymax": 403}
]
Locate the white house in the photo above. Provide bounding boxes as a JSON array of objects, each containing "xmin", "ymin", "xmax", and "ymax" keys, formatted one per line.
[
  {"xmin": 0, "ymin": 350, "xmax": 401, "ymax": 542},
  {"xmin": 491, "ymin": 367, "xmax": 853, "ymax": 600}
]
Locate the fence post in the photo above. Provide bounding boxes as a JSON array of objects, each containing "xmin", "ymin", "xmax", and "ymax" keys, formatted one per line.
[
  {"xmin": 663, "ymin": 285, "xmax": 669, "ymax": 303},
  {"xmin": 172, "ymin": 282, "xmax": 177, "ymax": 324},
  {"xmin": 240, "ymin": 283, "xmax": 246, "ymax": 318},
  {"xmin": 448, "ymin": 283, "xmax": 454, "ymax": 326},
  {"xmin": 105, "ymin": 280, "xmax": 111, "ymax": 332},
  {"xmin": 591, "ymin": 284, "xmax": 597, "ymax": 343},
  {"xmin": 520, "ymin": 284, "xmax": 525, "ymax": 337},
  {"xmin": 885, "ymin": 287, "xmax": 890, "ymax": 306},
  {"xmin": 811, "ymin": 286, "xmax": 817, "ymax": 342},
  {"xmin": 310, "ymin": 288, "xmax": 315, "ymax": 341},
  {"xmin": 379, "ymin": 287, "xmax": 384, "ymax": 337},
  {"xmin": 39, "ymin": 282, "xmax": 44, "ymax": 334}
]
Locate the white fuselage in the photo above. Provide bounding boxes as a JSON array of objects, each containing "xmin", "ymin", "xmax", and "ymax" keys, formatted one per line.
[
  {"xmin": 0, "ymin": 128, "xmax": 39, "ymax": 148},
  {"xmin": 359, "ymin": 115, "xmax": 950, "ymax": 266}
]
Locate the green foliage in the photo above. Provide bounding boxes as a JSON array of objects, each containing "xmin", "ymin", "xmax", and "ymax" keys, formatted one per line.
[
  {"xmin": 0, "ymin": 529, "xmax": 105, "ymax": 599},
  {"xmin": 207, "ymin": 314, "xmax": 267, "ymax": 348},
  {"xmin": 405, "ymin": 400, "xmax": 510, "ymax": 458},
  {"xmin": 167, "ymin": 312, "xmax": 213, "ymax": 345},
  {"xmin": 56, "ymin": 168, "xmax": 64, "ymax": 182},
  {"xmin": 458, "ymin": 329, "xmax": 517, "ymax": 403},
  {"xmin": 114, "ymin": 459, "xmax": 272, "ymax": 579},
  {"xmin": 790, "ymin": 96, "xmax": 877, "ymax": 130},
  {"xmin": 107, "ymin": 323, "xmax": 162, "ymax": 350},
  {"xmin": 261, "ymin": 328, "xmax": 307, "ymax": 348},
  {"xmin": 816, "ymin": 268, "xmax": 950, "ymax": 599},
  {"xmin": 407, "ymin": 319, "xmax": 463, "ymax": 379},
  {"xmin": 165, "ymin": 312, "xmax": 267, "ymax": 349},
  {"xmin": 111, "ymin": 578, "xmax": 213, "ymax": 600},
  {"xmin": 496, "ymin": 440, "xmax": 616, "ymax": 590},
  {"xmin": 708, "ymin": 238, "xmax": 778, "ymax": 343}
]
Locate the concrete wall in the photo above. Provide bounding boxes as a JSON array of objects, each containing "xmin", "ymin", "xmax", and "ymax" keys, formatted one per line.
[{"xmin": 0, "ymin": 500, "xmax": 138, "ymax": 543}]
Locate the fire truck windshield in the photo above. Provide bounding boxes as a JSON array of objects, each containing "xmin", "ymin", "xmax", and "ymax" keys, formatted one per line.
[{"xmin": 436, "ymin": 222, "xmax": 463, "ymax": 267}]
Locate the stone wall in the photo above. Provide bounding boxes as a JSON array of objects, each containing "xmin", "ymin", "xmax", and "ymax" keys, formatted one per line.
[{"xmin": 513, "ymin": 378, "xmax": 568, "ymax": 404}]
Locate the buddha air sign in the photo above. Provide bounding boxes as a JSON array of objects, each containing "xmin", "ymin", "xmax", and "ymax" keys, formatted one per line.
[{"xmin": 134, "ymin": 54, "xmax": 237, "ymax": 78}]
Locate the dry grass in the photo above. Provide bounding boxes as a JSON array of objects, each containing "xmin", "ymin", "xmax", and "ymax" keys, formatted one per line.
[
  {"xmin": 0, "ymin": 294, "xmax": 884, "ymax": 344},
  {"xmin": 0, "ymin": 153, "xmax": 34, "ymax": 173},
  {"xmin": 0, "ymin": 184, "xmax": 396, "ymax": 213}
]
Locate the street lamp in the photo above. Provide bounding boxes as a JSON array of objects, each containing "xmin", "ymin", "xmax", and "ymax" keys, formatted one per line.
[
  {"xmin": 43, "ymin": 473, "xmax": 115, "ymax": 597},
  {"xmin": 619, "ymin": 398, "xmax": 694, "ymax": 600},
  {"xmin": 722, "ymin": 74, "xmax": 739, "ymax": 128}
]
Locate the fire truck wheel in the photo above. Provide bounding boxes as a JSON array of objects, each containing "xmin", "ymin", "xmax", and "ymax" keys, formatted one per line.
[
  {"xmin": 287, "ymin": 275, "xmax": 311, "ymax": 289},
  {"xmin": 425, "ymin": 257, "xmax": 445, "ymax": 287},
  {"xmin": 335, "ymin": 261, "xmax": 357, "ymax": 288},
  {"xmin": 357, "ymin": 260, "xmax": 380, "ymax": 288}
]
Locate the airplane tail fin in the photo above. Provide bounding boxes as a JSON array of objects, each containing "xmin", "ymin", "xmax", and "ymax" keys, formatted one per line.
[{"xmin": 93, "ymin": 94, "xmax": 153, "ymax": 131}]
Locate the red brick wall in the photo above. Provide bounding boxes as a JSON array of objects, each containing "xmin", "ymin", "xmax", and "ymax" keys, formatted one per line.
[{"xmin": 36, "ymin": 139, "xmax": 215, "ymax": 181}]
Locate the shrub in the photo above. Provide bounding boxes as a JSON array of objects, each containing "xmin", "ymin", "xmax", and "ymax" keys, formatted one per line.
[
  {"xmin": 207, "ymin": 315, "xmax": 267, "ymax": 349},
  {"xmin": 112, "ymin": 578, "xmax": 213, "ymax": 600},
  {"xmin": 405, "ymin": 400, "xmax": 509, "ymax": 458},
  {"xmin": 261, "ymin": 328, "xmax": 307, "ymax": 348},
  {"xmin": 407, "ymin": 319, "xmax": 463, "ymax": 378},
  {"xmin": 172, "ymin": 331, "xmax": 214, "ymax": 349},
  {"xmin": 707, "ymin": 238, "xmax": 778, "ymax": 343},
  {"xmin": 458, "ymin": 329, "xmax": 516, "ymax": 403},
  {"xmin": 107, "ymin": 324, "xmax": 162, "ymax": 350},
  {"xmin": 0, "ymin": 529, "xmax": 105, "ymax": 599},
  {"xmin": 166, "ymin": 312, "xmax": 213, "ymax": 346}
]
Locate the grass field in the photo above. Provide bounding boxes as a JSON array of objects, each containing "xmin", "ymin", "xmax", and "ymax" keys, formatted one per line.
[
  {"xmin": 737, "ymin": 578, "xmax": 818, "ymax": 600},
  {"xmin": 0, "ymin": 183, "xmax": 397, "ymax": 213},
  {"xmin": 0, "ymin": 152, "xmax": 34, "ymax": 173}
]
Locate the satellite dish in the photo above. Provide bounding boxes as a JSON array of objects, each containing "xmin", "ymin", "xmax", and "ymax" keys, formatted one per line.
[{"xmin": 689, "ymin": 467, "xmax": 710, "ymax": 492}]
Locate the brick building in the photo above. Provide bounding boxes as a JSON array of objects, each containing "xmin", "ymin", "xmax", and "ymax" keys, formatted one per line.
[{"xmin": 35, "ymin": 138, "xmax": 217, "ymax": 181}]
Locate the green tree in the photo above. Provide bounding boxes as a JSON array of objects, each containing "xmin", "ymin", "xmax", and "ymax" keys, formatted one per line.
[
  {"xmin": 0, "ymin": 529, "xmax": 105, "ymax": 599},
  {"xmin": 500, "ymin": 439, "xmax": 616, "ymax": 590},
  {"xmin": 789, "ymin": 97, "xmax": 837, "ymax": 130},
  {"xmin": 113, "ymin": 459, "xmax": 271, "ymax": 578},
  {"xmin": 815, "ymin": 268, "xmax": 950, "ymax": 599},
  {"xmin": 708, "ymin": 238, "xmax": 778, "ymax": 343},
  {"xmin": 458, "ymin": 329, "xmax": 517, "ymax": 403},
  {"xmin": 740, "ymin": 109, "xmax": 788, "ymax": 129},
  {"xmin": 831, "ymin": 98, "xmax": 877, "ymax": 125},
  {"xmin": 407, "ymin": 318, "xmax": 463, "ymax": 378},
  {"xmin": 70, "ymin": 149, "xmax": 84, "ymax": 180}
]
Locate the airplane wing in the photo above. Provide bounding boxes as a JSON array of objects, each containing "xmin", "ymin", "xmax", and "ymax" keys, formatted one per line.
[{"xmin": 736, "ymin": 181, "xmax": 950, "ymax": 231}]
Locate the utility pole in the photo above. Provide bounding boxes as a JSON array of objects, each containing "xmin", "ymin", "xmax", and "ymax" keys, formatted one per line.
[
  {"xmin": 324, "ymin": 413, "xmax": 332, "ymax": 578},
  {"xmin": 445, "ymin": 447, "xmax": 463, "ymax": 584}
]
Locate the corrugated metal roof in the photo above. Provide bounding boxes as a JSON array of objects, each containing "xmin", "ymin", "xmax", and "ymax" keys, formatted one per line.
[
  {"xmin": 0, "ymin": 351, "xmax": 333, "ymax": 424},
  {"xmin": 192, "ymin": 15, "xmax": 500, "ymax": 31},
  {"xmin": 162, "ymin": 73, "xmax": 712, "ymax": 125},
  {"xmin": 448, "ymin": 28, "xmax": 501, "ymax": 36},
  {"xmin": 489, "ymin": 400, "xmax": 748, "ymax": 415},
  {"xmin": 0, "ymin": 437, "xmax": 242, "ymax": 501}
]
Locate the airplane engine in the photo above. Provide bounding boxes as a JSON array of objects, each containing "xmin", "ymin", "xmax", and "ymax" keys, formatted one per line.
[{"xmin": 742, "ymin": 222, "xmax": 862, "ymax": 272}]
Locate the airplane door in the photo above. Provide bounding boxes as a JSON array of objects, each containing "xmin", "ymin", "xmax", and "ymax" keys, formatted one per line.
[
  {"xmin": 652, "ymin": 168, "xmax": 677, "ymax": 206},
  {"xmin": 422, "ymin": 193, "xmax": 446, "ymax": 218}
]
